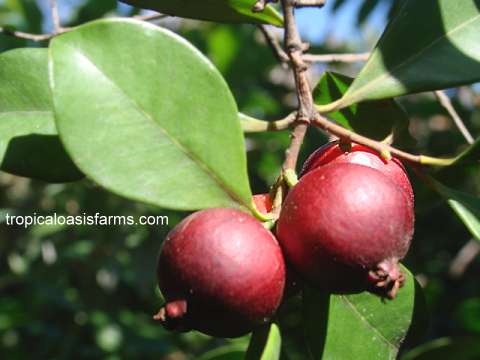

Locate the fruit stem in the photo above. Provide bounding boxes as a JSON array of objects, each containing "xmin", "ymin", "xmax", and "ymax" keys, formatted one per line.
[
  {"xmin": 251, "ymin": 200, "xmax": 275, "ymax": 222},
  {"xmin": 368, "ymin": 258, "xmax": 405, "ymax": 299},
  {"xmin": 284, "ymin": 169, "xmax": 299, "ymax": 188},
  {"xmin": 154, "ymin": 299, "xmax": 189, "ymax": 331}
]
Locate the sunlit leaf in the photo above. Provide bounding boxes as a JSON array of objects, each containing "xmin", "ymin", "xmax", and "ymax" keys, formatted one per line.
[
  {"xmin": 337, "ymin": 0, "xmax": 480, "ymax": 108},
  {"xmin": 50, "ymin": 19, "xmax": 252, "ymax": 211}
]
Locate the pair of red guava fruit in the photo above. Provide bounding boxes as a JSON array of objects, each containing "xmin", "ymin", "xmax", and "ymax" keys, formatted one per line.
[{"xmin": 154, "ymin": 141, "xmax": 415, "ymax": 338}]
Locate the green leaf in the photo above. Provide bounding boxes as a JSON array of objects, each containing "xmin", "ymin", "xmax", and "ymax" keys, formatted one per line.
[
  {"xmin": 450, "ymin": 136, "xmax": 480, "ymax": 165},
  {"xmin": 401, "ymin": 337, "xmax": 480, "ymax": 360},
  {"xmin": 357, "ymin": 0, "xmax": 380, "ymax": 26},
  {"xmin": 338, "ymin": 0, "xmax": 480, "ymax": 108},
  {"xmin": 198, "ymin": 346, "xmax": 245, "ymax": 360},
  {"xmin": 245, "ymin": 323, "xmax": 281, "ymax": 360},
  {"xmin": 120, "ymin": 0, "xmax": 283, "ymax": 26},
  {"xmin": 314, "ymin": 72, "xmax": 415, "ymax": 147},
  {"xmin": 304, "ymin": 268, "xmax": 427, "ymax": 360},
  {"xmin": 50, "ymin": 19, "xmax": 253, "ymax": 211},
  {"xmin": 0, "ymin": 48, "xmax": 83, "ymax": 182},
  {"xmin": 431, "ymin": 179, "xmax": 480, "ymax": 241}
]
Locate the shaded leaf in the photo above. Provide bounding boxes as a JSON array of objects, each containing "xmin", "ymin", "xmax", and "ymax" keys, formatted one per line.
[
  {"xmin": 314, "ymin": 72, "xmax": 415, "ymax": 147},
  {"xmin": 304, "ymin": 268, "xmax": 427, "ymax": 360},
  {"xmin": 50, "ymin": 19, "xmax": 252, "ymax": 211},
  {"xmin": 450, "ymin": 136, "xmax": 480, "ymax": 165},
  {"xmin": 431, "ymin": 179, "xmax": 480, "ymax": 241},
  {"xmin": 198, "ymin": 346, "xmax": 245, "ymax": 360},
  {"xmin": 401, "ymin": 337, "xmax": 480, "ymax": 360},
  {"xmin": 120, "ymin": 0, "xmax": 283, "ymax": 26},
  {"xmin": 357, "ymin": 0, "xmax": 380, "ymax": 26},
  {"xmin": 339, "ymin": 0, "xmax": 480, "ymax": 107},
  {"xmin": 0, "ymin": 48, "xmax": 83, "ymax": 182},
  {"xmin": 245, "ymin": 323, "xmax": 281, "ymax": 360}
]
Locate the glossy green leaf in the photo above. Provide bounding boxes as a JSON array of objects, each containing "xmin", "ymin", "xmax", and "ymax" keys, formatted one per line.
[
  {"xmin": 338, "ymin": 0, "xmax": 480, "ymax": 108},
  {"xmin": 245, "ymin": 323, "xmax": 281, "ymax": 360},
  {"xmin": 198, "ymin": 346, "xmax": 245, "ymax": 360},
  {"xmin": 0, "ymin": 48, "xmax": 83, "ymax": 182},
  {"xmin": 401, "ymin": 337, "xmax": 480, "ymax": 360},
  {"xmin": 304, "ymin": 268, "xmax": 427, "ymax": 360},
  {"xmin": 314, "ymin": 72, "xmax": 415, "ymax": 147},
  {"xmin": 50, "ymin": 19, "xmax": 252, "ymax": 211},
  {"xmin": 431, "ymin": 179, "xmax": 480, "ymax": 241},
  {"xmin": 120, "ymin": 0, "xmax": 283, "ymax": 26}
]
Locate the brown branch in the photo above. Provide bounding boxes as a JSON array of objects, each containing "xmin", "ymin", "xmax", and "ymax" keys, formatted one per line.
[
  {"xmin": 283, "ymin": 123, "xmax": 309, "ymax": 170},
  {"xmin": 257, "ymin": 25, "xmax": 289, "ymax": 65},
  {"xmin": 50, "ymin": 0, "xmax": 62, "ymax": 33},
  {"xmin": 0, "ymin": 27, "xmax": 58, "ymax": 41},
  {"xmin": 303, "ymin": 52, "xmax": 370, "ymax": 63},
  {"xmin": 434, "ymin": 90, "xmax": 475, "ymax": 145},
  {"xmin": 280, "ymin": 0, "xmax": 318, "ymax": 173},
  {"xmin": 133, "ymin": 13, "xmax": 168, "ymax": 22},
  {"xmin": 312, "ymin": 113, "xmax": 454, "ymax": 166},
  {"xmin": 293, "ymin": 0, "xmax": 326, "ymax": 7},
  {"xmin": 0, "ymin": 13, "xmax": 168, "ymax": 42}
]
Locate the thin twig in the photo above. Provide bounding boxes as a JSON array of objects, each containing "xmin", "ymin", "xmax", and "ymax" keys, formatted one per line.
[
  {"xmin": 449, "ymin": 239, "xmax": 480, "ymax": 278},
  {"xmin": 312, "ymin": 113, "xmax": 454, "ymax": 166},
  {"xmin": 0, "ymin": 27, "xmax": 58, "ymax": 41},
  {"xmin": 133, "ymin": 13, "xmax": 168, "ymax": 22},
  {"xmin": 0, "ymin": 13, "xmax": 168, "ymax": 42},
  {"xmin": 280, "ymin": 0, "xmax": 317, "ymax": 172},
  {"xmin": 257, "ymin": 25, "xmax": 289, "ymax": 65},
  {"xmin": 50, "ymin": 0, "xmax": 62, "ymax": 33},
  {"xmin": 435, "ymin": 90, "xmax": 475, "ymax": 144},
  {"xmin": 303, "ymin": 52, "xmax": 370, "ymax": 63},
  {"xmin": 240, "ymin": 112, "xmax": 296, "ymax": 132}
]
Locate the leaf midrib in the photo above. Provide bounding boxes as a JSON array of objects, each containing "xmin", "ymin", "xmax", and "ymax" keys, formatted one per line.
[
  {"xmin": 339, "ymin": 296, "xmax": 398, "ymax": 355},
  {"xmin": 62, "ymin": 47, "xmax": 248, "ymax": 209},
  {"xmin": 0, "ymin": 110, "xmax": 52, "ymax": 118},
  {"xmin": 345, "ymin": 11, "xmax": 480, "ymax": 103}
]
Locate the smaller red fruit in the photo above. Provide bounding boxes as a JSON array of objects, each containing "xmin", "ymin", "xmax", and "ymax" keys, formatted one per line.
[
  {"xmin": 301, "ymin": 141, "xmax": 414, "ymax": 206},
  {"xmin": 155, "ymin": 208, "xmax": 285, "ymax": 338}
]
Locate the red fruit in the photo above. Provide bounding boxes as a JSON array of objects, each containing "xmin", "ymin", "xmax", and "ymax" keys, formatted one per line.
[
  {"xmin": 301, "ymin": 141, "xmax": 414, "ymax": 206},
  {"xmin": 253, "ymin": 193, "xmax": 273, "ymax": 214},
  {"xmin": 277, "ymin": 163, "xmax": 414, "ymax": 298},
  {"xmin": 155, "ymin": 208, "xmax": 285, "ymax": 338}
]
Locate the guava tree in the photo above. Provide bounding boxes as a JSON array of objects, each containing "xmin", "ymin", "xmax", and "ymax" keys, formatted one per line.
[{"xmin": 1, "ymin": 0, "xmax": 480, "ymax": 359}]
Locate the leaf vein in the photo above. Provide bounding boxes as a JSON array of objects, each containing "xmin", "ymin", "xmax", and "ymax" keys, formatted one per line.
[
  {"xmin": 67, "ymin": 49, "xmax": 248, "ymax": 209},
  {"xmin": 340, "ymin": 296, "xmax": 398, "ymax": 354}
]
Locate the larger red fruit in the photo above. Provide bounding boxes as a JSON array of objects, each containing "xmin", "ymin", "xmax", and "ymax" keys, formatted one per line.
[
  {"xmin": 277, "ymin": 163, "xmax": 414, "ymax": 298},
  {"xmin": 301, "ymin": 141, "xmax": 414, "ymax": 206},
  {"xmin": 155, "ymin": 208, "xmax": 285, "ymax": 338}
]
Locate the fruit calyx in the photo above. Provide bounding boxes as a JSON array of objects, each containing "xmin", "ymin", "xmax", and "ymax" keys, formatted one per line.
[
  {"xmin": 367, "ymin": 258, "xmax": 406, "ymax": 300},
  {"xmin": 153, "ymin": 299, "xmax": 190, "ymax": 332}
]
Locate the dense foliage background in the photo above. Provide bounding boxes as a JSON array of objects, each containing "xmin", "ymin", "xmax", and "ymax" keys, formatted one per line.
[{"xmin": 1, "ymin": 0, "xmax": 480, "ymax": 359}]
